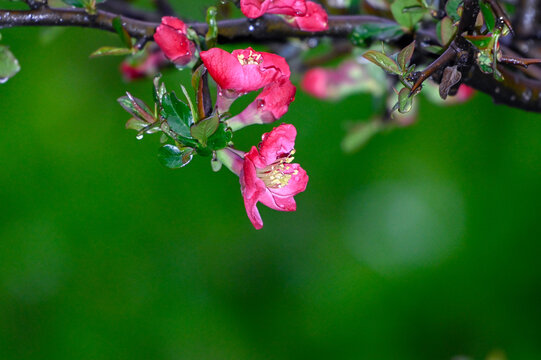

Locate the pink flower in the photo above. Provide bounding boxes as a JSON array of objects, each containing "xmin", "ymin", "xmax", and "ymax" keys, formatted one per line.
[
  {"xmin": 240, "ymin": 0, "xmax": 307, "ymax": 18},
  {"xmin": 300, "ymin": 68, "xmax": 329, "ymax": 98},
  {"xmin": 287, "ymin": 1, "xmax": 328, "ymax": 32},
  {"xmin": 201, "ymin": 47, "xmax": 291, "ymax": 93},
  {"xmin": 240, "ymin": 124, "xmax": 308, "ymax": 229},
  {"xmin": 120, "ymin": 50, "xmax": 167, "ymax": 81},
  {"xmin": 455, "ymin": 84, "xmax": 475, "ymax": 102},
  {"xmin": 301, "ymin": 60, "xmax": 386, "ymax": 100},
  {"xmin": 227, "ymin": 78, "xmax": 296, "ymax": 130},
  {"xmin": 153, "ymin": 17, "xmax": 196, "ymax": 66}
]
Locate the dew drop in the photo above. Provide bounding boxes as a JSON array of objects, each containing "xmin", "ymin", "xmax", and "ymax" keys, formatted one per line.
[
  {"xmin": 248, "ymin": 25, "xmax": 255, "ymax": 32},
  {"xmin": 256, "ymin": 99, "xmax": 265, "ymax": 108},
  {"xmin": 136, "ymin": 134, "xmax": 144, "ymax": 140},
  {"xmin": 522, "ymin": 88, "xmax": 532, "ymax": 102},
  {"xmin": 494, "ymin": 87, "xmax": 500, "ymax": 94},
  {"xmin": 0, "ymin": 77, "xmax": 8, "ymax": 84},
  {"xmin": 307, "ymin": 38, "xmax": 318, "ymax": 48}
]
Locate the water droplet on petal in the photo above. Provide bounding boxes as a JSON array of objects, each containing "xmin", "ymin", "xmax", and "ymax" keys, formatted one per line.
[{"xmin": 256, "ymin": 99, "xmax": 265, "ymax": 108}]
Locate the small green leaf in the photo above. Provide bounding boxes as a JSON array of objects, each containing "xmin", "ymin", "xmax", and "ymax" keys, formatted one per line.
[
  {"xmin": 90, "ymin": 46, "xmax": 133, "ymax": 57},
  {"xmin": 479, "ymin": 2, "xmax": 495, "ymax": 32},
  {"xmin": 205, "ymin": 6, "xmax": 218, "ymax": 48},
  {"xmin": 423, "ymin": 45, "xmax": 444, "ymax": 54},
  {"xmin": 476, "ymin": 50, "xmax": 493, "ymax": 74},
  {"xmin": 437, "ymin": 17, "xmax": 457, "ymax": 46},
  {"xmin": 62, "ymin": 0, "xmax": 84, "ymax": 7},
  {"xmin": 191, "ymin": 64, "xmax": 205, "ymax": 94},
  {"xmin": 118, "ymin": 93, "xmax": 155, "ymax": 123},
  {"xmin": 362, "ymin": 50, "xmax": 401, "ymax": 74},
  {"xmin": 398, "ymin": 87, "xmax": 413, "ymax": 113},
  {"xmin": 112, "ymin": 17, "xmax": 133, "ymax": 49},
  {"xmin": 341, "ymin": 120, "xmax": 382, "ymax": 154},
  {"xmin": 190, "ymin": 114, "xmax": 219, "ymax": 146},
  {"xmin": 152, "ymin": 75, "xmax": 166, "ymax": 104},
  {"xmin": 390, "ymin": 0, "xmax": 426, "ymax": 29},
  {"xmin": 397, "ymin": 41, "xmax": 415, "ymax": 72},
  {"xmin": 464, "ymin": 34, "xmax": 493, "ymax": 49},
  {"xmin": 0, "ymin": 45, "xmax": 20, "ymax": 83},
  {"xmin": 157, "ymin": 144, "xmax": 193, "ymax": 169},
  {"xmin": 161, "ymin": 92, "xmax": 193, "ymax": 138},
  {"xmin": 206, "ymin": 123, "xmax": 233, "ymax": 152},
  {"xmin": 445, "ymin": 0, "xmax": 463, "ymax": 22},
  {"xmin": 125, "ymin": 117, "xmax": 148, "ymax": 131},
  {"xmin": 181, "ymin": 84, "xmax": 198, "ymax": 124},
  {"xmin": 350, "ymin": 23, "xmax": 405, "ymax": 47}
]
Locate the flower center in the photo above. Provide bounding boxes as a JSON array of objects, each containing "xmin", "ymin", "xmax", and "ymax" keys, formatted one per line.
[
  {"xmin": 237, "ymin": 50, "xmax": 262, "ymax": 65},
  {"xmin": 256, "ymin": 150, "xmax": 299, "ymax": 188}
]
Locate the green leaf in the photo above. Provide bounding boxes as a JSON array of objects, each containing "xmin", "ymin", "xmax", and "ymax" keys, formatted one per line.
[
  {"xmin": 181, "ymin": 84, "xmax": 199, "ymax": 124},
  {"xmin": 118, "ymin": 92, "xmax": 155, "ymax": 123},
  {"xmin": 341, "ymin": 120, "xmax": 382, "ymax": 154},
  {"xmin": 90, "ymin": 46, "xmax": 133, "ymax": 57},
  {"xmin": 161, "ymin": 92, "xmax": 193, "ymax": 138},
  {"xmin": 423, "ymin": 45, "xmax": 444, "ymax": 54},
  {"xmin": 125, "ymin": 117, "xmax": 148, "ymax": 131},
  {"xmin": 397, "ymin": 41, "xmax": 415, "ymax": 72},
  {"xmin": 390, "ymin": 0, "xmax": 426, "ymax": 29},
  {"xmin": 476, "ymin": 50, "xmax": 493, "ymax": 74},
  {"xmin": 350, "ymin": 23, "xmax": 405, "ymax": 47},
  {"xmin": 62, "ymin": 0, "xmax": 84, "ymax": 7},
  {"xmin": 437, "ymin": 17, "xmax": 457, "ymax": 46},
  {"xmin": 0, "ymin": 45, "xmax": 20, "ymax": 83},
  {"xmin": 362, "ymin": 50, "xmax": 401, "ymax": 74},
  {"xmin": 205, "ymin": 6, "xmax": 218, "ymax": 48},
  {"xmin": 152, "ymin": 75, "xmax": 166, "ymax": 104},
  {"xmin": 157, "ymin": 145, "xmax": 193, "ymax": 169},
  {"xmin": 190, "ymin": 114, "xmax": 219, "ymax": 146},
  {"xmin": 112, "ymin": 17, "xmax": 133, "ymax": 49},
  {"xmin": 445, "ymin": 0, "xmax": 462, "ymax": 22},
  {"xmin": 206, "ymin": 123, "xmax": 232, "ymax": 152},
  {"xmin": 479, "ymin": 2, "xmax": 495, "ymax": 32},
  {"xmin": 398, "ymin": 87, "xmax": 413, "ymax": 113},
  {"xmin": 464, "ymin": 34, "xmax": 493, "ymax": 50}
]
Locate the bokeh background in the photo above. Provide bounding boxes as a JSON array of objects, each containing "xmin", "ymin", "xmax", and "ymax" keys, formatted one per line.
[{"xmin": 1, "ymin": 1, "xmax": 541, "ymax": 359}]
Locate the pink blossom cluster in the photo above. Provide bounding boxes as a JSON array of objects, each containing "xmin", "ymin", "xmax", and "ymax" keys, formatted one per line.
[
  {"xmin": 241, "ymin": 0, "xmax": 329, "ymax": 32},
  {"xmin": 200, "ymin": 46, "xmax": 308, "ymax": 229}
]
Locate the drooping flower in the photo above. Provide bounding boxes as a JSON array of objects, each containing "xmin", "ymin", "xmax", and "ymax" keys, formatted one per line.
[
  {"xmin": 227, "ymin": 78, "xmax": 296, "ymax": 130},
  {"xmin": 201, "ymin": 47, "xmax": 291, "ymax": 93},
  {"xmin": 286, "ymin": 1, "xmax": 329, "ymax": 32},
  {"xmin": 241, "ymin": 124, "xmax": 308, "ymax": 229},
  {"xmin": 120, "ymin": 50, "xmax": 167, "ymax": 81},
  {"xmin": 240, "ymin": 0, "xmax": 307, "ymax": 18},
  {"xmin": 301, "ymin": 60, "xmax": 386, "ymax": 100},
  {"xmin": 153, "ymin": 17, "xmax": 196, "ymax": 66}
]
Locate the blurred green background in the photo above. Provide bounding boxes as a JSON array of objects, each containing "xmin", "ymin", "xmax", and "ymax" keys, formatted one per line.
[{"xmin": 1, "ymin": 1, "xmax": 541, "ymax": 359}]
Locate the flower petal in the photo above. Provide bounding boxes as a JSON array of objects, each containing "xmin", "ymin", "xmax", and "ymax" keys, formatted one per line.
[{"xmin": 258, "ymin": 124, "xmax": 297, "ymax": 164}]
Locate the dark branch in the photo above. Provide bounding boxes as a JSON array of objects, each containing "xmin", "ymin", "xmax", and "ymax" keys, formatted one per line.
[{"xmin": 0, "ymin": 7, "xmax": 395, "ymax": 43}]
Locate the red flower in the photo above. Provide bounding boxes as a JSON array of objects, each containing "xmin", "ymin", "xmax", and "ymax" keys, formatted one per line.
[
  {"xmin": 153, "ymin": 17, "xmax": 196, "ymax": 66},
  {"xmin": 228, "ymin": 78, "xmax": 296, "ymax": 130},
  {"xmin": 287, "ymin": 1, "xmax": 329, "ymax": 32},
  {"xmin": 240, "ymin": 0, "xmax": 307, "ymax": 18},
  {"xmin": 201, "ymin": 47, "xmax": 291, "ymax": 93},
  {"xmin": 240, "ymin": 124, "xmax": 308, "ymax": 229}
]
